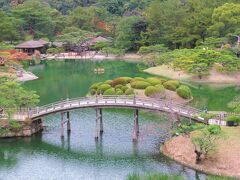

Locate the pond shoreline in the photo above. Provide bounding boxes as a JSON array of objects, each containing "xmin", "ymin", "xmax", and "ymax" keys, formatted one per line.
[
  {"xmin": 0, "ymin": 119, "xmax": 43, "ymax": 138},
  {"xmin": 160, "ymin": 128, "xmax": 240, "ymax": 179}
]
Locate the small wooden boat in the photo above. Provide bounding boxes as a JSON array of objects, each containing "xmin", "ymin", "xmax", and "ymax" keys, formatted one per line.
[{"xmin": 94, "ymin": 68, "xmax": 105, "ymax": 74}]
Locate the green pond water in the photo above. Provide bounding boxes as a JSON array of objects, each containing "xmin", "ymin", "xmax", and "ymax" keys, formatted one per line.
[{"xmin": 0, "ymin": 60, "xmax": 239, "ymax": 180}]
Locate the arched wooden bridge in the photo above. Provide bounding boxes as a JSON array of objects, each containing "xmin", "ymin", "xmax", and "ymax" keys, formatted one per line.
[
  {"xmin": 27, "ymin": 95, "xmax": 202, "ymax": 121},
  {"xmin": 7, "ymin": 95, "xmax": 220, "ymax": 140}
]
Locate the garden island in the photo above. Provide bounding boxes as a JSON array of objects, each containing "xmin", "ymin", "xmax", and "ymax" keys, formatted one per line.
[{"xmin": 0, "ymin": 0, "xmax": 240, "ymax": 180}]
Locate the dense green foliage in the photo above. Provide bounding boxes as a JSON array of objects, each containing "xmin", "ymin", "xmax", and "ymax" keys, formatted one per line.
[
  {"xmin": 0, "ymin": 79, "xmax": 39, "ymax": 119},
  {"xmin": 163, "ymin": 80, "xmax": 180, "ymax": 91},
  {"xmin": 176, "ymin": 85, "xmax": 192, "ymax": 99},
  {"xmin": 127, "ymin": 173, "xmax": 184, "ymax": 180},
  {"xmin": 173, "ymin": 121, "xmax": 205, "ymax": 136},
  {"xmin": 144, "ymin": 86, "xmax": 163, "ymax": 97},
  {"xmin": 131, "ymin": 81, "xmax": 151, "ymax": 89},
  {"xmin": 226, "ymin": 115, "xmax": 240, "ymax": 123},
  {"xmin": 88, "ymin": 76, "xmax": 191, "ymax": 99},
  {"xmin": 0, "ymin": 0, "xmax": 239, "ymax": 51}
]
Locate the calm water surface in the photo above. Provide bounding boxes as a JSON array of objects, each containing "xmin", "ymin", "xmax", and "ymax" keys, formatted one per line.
[{"xmin": 0, "ymin": 60, "xmax": 238, "ymax": 180}]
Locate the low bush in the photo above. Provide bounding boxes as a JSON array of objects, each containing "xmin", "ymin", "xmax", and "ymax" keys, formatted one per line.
[
  {"xmin": 121, "ymin": 86, "xmax": 128, "ymax": 93},
  {"xmin": 226, "ymin": 115, "xmax": 240, "ymax": 123},
  {"xmin": 90, "ymin": 83, "xmax": 98, "ymax": 90},
  {"xmin": 47, "ymin": 47, "xmax": 65, "ymax": 54},
  {"xmin": 105, "ymin": 80, "xmax": 113, "ymax": 85},
  {"xmin": 132, "ymin": 77, "xmax": 145, "ymax": 82},
  {"xmin": 116, "ymin": 89, "xmax": 124, "ymax": 95},
  {"xmin": 97, "ymin": 84, "xmax": 111, "ymax": 94},
  {"xmin": 155, "ymin": 84, "xmax": 165, "ymax": 93},
  {"xmin": 127, "ymin": 173, "xmax": 183, "ymax": 180},
  {"xmin": 144, "ymin": 86, "xmax": 162, "ymax": 97},
  {"xmin": 146, "ymin": 77, "xmax": 162, "ymax": 86},
  {"xmin": 115, "ymin": 84, "xmax": 123, "ymax": 89},
  {"xmin": 176, "ymin": 85, "xmax": 192, "ymax": 99},
  {"xmin": 131, "ymin": 81, "xmax": 151, "ymax": 89},
  {"xmin": 90, "ymin": 82, "xmax": 103, "ymax": 90},
  {"xmin": 9, "ymin": 120, "xmax": 22, "ymax": 132},
  {"xmin": 125, "ymin": 88, "xmax": 134, "ymax": 95},
  {"xmin": 112, "ymin": 77, "xmax": 131, "ymax": 86},
  {"xmin": 170, "ymin": 80, "xmax": 180, "ymax": 87},
  {"xmin": 103, "ymin": 88, "xmax": 115, "ymax": 95},
  {"xmin": 90, "ymin": 89, "xmax": 96, "ymax": 95},
  {"xmin": 163, "ymin": 80, "xmax": 180, "ymax": 91}
]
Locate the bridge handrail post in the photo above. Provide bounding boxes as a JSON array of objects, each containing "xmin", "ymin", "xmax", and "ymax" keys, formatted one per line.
[
  {"xmin": 96, "ymin": 94, "xmax": 98, "ymax": 104},
  {"xmin": 133, "ymin": 94, "xmax": 136, "ymax": 105}
]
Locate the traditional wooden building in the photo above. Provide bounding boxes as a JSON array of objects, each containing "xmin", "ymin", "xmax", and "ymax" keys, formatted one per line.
[
  {"xmin": 80, "ymin": 36, "xmax": 109, "ymax": 50},
  {"xmin": 15, "ymin": 39, "xmax": 49, "ymax": 55}
]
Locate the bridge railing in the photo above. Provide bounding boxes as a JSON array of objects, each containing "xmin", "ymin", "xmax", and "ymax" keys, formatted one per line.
[
  {"xmin": 2, "ymin": 95, "xmax": 202, "ymax": 120},
  {"xmin": 30, "ymin": 95, "xmax": 201, "ymax": 117}
]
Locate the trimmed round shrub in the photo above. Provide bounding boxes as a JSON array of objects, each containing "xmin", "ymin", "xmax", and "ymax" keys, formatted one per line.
[
  {"xmin": 125, "ymin": 88, "xmax": 134, "ymax": 95},
  {"xmin": 122, "ymin": 77, "xmax": 132, "ymax": 83},
  {"xmin": 112, "ymin": 77, "xmax": 132, "ymax": 86},
  {"xmin": 133, "ymin": 77, "xmax": 145, "ymax": 81},
  {"xmin": 116, "ymin": 89, "xmax": 124, "ymax": 95},
  {"xmin": 155, "ymin": 84, "xmax": 165, "ymax": 93},
  {"xmin": 97, "ymin": 84, "xmax": 111, "ymax": 94},
  {"xmin": 163, "ymin": 80, "xmax": 180, "ymax": 91},
  {"xmin": 176, "ymin": 85, "xmax": 192, "ymax": 99},
  {"xmin": 131, "ymin": 81, "xmax": 151, "ymax": 89},
  {"xmin": 103, "ymin": 88, "xmax": 115, "ymax": 95},
  {"xmin": 90, "ymin": 89, "xmax": 96, "ymax": 95},
  {"xmin": 115, "ymin": 84, "xmax": 123, "ymax": 89},
  {"xmin": 146, "ymin": 77, "xmax": 162, "ymax": 86},
  {"xmin": 105, "ymin": 80, "xmax": 113, "ymax": 85},
  {"xmin": 121, "ymin": 86, "xmax": 128, "ymax": 93},
  {"xmin": 144, "ymin": 86, "xmax": 163, "ymax": 97},
  {"xmin": 168, "ymin": 80, "xmax": 180, "ymax": 87},
  {"xmin": 90, "ymin": 82, "xmax": 102, "ymax": 90},
  {"xmin": 161, "ymin": 79, "xmax": 167, "ymax": 83}
]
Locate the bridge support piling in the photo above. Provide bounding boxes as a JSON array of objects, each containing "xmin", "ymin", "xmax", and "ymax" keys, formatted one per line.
[
  {"xmin": 135, "ymin": 109, "xmax": 139, "ymax": 134},
  {"xmin": 132, "ymin": 109, "xmax": 139, "ymax": 141},
  {"xmin": 95, "ymin": 109, "xmax": 99, "ymax": 140},
  {"xmin": 99, "ymin": 108, "xmax": 103, "ymax": 133},
  {"xmin": 67, "ymin": 111, "xmax": 71, "ymax": 132},
  {"xmin": 61, "ymin": 112, "xmax": 64, "ymax": 137}
]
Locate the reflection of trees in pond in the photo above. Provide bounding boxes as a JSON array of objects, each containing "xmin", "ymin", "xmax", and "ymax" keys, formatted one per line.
[{"xmin": 0, "ymin": 140, "xmax": 21, "ymax": 168}]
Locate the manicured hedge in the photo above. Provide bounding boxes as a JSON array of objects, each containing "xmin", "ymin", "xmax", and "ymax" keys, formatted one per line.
[
  {"xmin": 90, "ymin": 89, "xmax": 96, "ymax": 95},
  {"xmin": 116, "ymin": 89, "xmax": 124, "ymax": 95},
  {"xmin": 146, "ymin": 77, "xmax": 162, "ymax": 86},
  {"xmin": 115, "ymin": 84, "xmax": 123, "ymax": 89},
  {"xmin": 155, "ymin": 84, "xmax": 165, "ymax": 93},
  {"xmin": 121, "ymin": 86, "xmax": 128, "ymax": 93},
  {"xmin": 125, "ymin": 88, "xmax": 134, "ymax": 95},
  {"xmin": 176, "ymin": 85, "xmax": 192, "ymax": 99},
  {"xmin": 105, "ymin": 80, "xmax": 113, "ymax": 85},
  {"xmin": 131, "ymin": 81, "xmax": 151, "ymax": 89},
  {"xmin": 90, "ymin": 82, "xmax": 103, "ymax": 90},
  {"xmin": 97, "ymin": 84, "xmax": 111, "ymax": 94},
  {"xmin": 103, "ymin": 88, "xmax": 115, "ymax": 95},
  {"xmin": 132, "ymin": 77, "xmax": 145, "ymax": 81},
  {"xmin": 169, "ymin": 80, "xmax": 180, "ymax": 87},
  {"xmin": 144, "ymin": 86, "xmax": 162, "ymax": 96},
  {"xmin": 112, "ymin": 77, "xmax": 132, "ymax": 86},
  {"xmin": 163, "ymin": 80, "xmax": 180, "ymax": 91}
]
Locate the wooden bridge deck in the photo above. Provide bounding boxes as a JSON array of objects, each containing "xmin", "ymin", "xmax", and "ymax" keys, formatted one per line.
[{"xmin": 22, "ymin": 95, "xmax": 205, "ymax": 122}]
